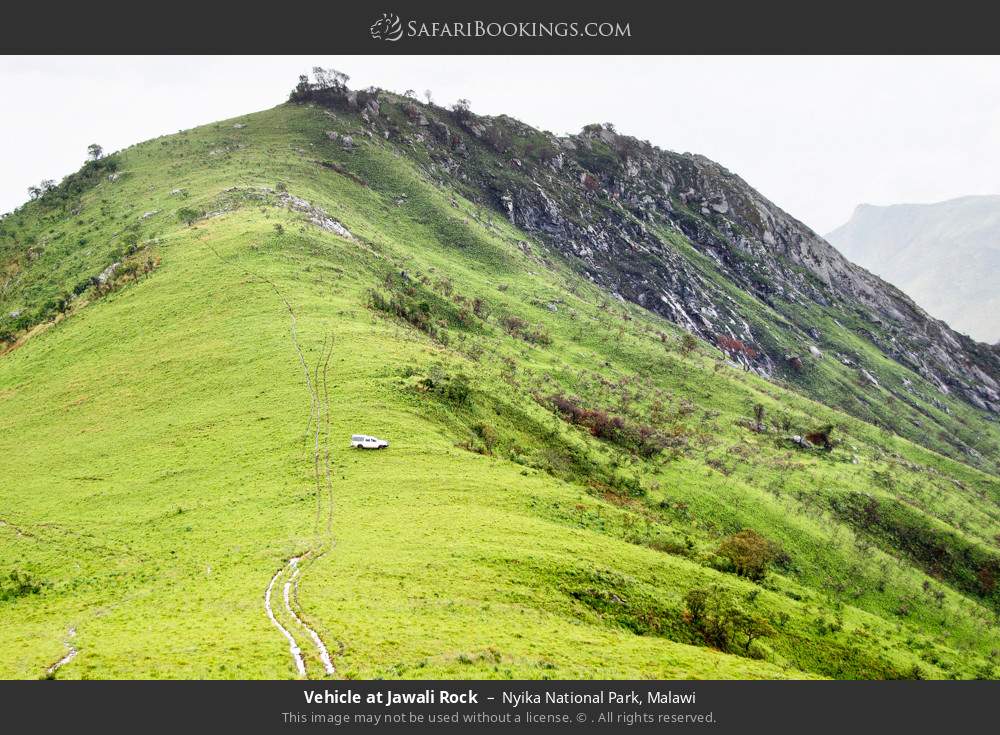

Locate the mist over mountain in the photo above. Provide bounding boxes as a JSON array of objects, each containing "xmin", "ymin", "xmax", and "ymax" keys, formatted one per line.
[{"xmin": 826, "ymin": 196, "xmax": 1000, "ymax": 344}]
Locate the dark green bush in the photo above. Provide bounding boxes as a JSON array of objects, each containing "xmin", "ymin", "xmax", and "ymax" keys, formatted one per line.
[{"xmin": 0, "ymin": 570, "xmax": 44, "ymax": 602}]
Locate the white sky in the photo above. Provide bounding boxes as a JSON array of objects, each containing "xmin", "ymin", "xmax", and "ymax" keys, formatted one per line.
[{"xmin": 1, "ymin": 55, "xmax": 998, "ymax": 234}]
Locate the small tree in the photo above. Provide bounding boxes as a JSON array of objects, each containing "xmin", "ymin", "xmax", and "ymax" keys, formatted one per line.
[
  {"xmin": 311, "ymin": 67, "xmax": 349, "ymax": 91},
  {"xmin": 87, "ymin": 143, "xmax": 103, "ymax": 161},
  {"xmin": 683, "ymin": 588, "xmax": 710, "ymax": 627},
  {"xmin": 717, "ymin": 529, "xmax": 784, "ymax": 581},
  {"xmin": 176, "ymin": 207, "xmax": 200, "ymax": 226},
  {"xmin": 733, "ymin": 608, "xmax": 774, "ymax": 655},
  {"xmin": 424, "ymin": 89, "xmax": 434, "ymax": 105},
  {"xmin": 683, "ymin": 586, "xmax": 774, "ymax": 656},
  {"xmin": 293, "ymin": 74, "xmax": 311, "ymax": 98}
]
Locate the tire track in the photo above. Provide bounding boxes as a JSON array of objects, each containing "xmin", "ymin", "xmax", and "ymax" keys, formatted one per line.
[
  {"xmin": 264, "ymin": 564, "xmax": 306, "ymax": 677},
  {"xmin": 320, "ymin": 342, "xmax": 335, "ymax": 537},
  {"xmin": 286, "ymin": 554, "xmax": 335, "ymax": 675},
  {"xmin": 311, "ymin": 335, "xmax": 330, "ymax": 533},
  {"xmin": 205, "ymin": 238, "xmax": 338, "ymax": 678},
  {"xmin": 45, "ymin": 627, "xmax": 78, "ymax": 677}
]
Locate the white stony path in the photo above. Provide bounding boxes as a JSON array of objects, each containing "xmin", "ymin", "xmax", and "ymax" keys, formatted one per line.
[
  {"xmin": 286, "ymin": 555, "xmax": 336, "ymax": 675},
  {"xmin": 264, "ymin": 563, "xmax": 306, "ymax": 677},
  {"xmin": 46, "ymin": 627, "xmax": 78, "ymax": 676}
]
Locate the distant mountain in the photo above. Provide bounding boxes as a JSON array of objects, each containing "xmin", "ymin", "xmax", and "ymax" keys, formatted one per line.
[{"xmin": 826, "ymin": 196, "xmax": 1000, "ymax": 344}]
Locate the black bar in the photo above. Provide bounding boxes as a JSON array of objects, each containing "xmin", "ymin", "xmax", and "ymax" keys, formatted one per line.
[
  {"xmin": 1, "ymin": 680, "xmax": 996, "ymax": 733},
  {"xmin": 2, "ymin": 1, "xmax": 999, "ymax": 54}
]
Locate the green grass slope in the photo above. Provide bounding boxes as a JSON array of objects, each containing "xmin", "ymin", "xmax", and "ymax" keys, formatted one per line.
[{"xmin": 1, "ymin": 102, "xmax": 998, "ymax": 679}]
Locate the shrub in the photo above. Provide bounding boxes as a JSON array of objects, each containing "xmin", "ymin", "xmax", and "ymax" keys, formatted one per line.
[
  {"xmin": 610, "ymin": 472, "xmax": 645, "ymax": 498},
  {"xmin": 27, "ymin": 156, "xmax": 120, "ymax": 212},
  {"xmin": 683, "ymin": 586, "xmax": 774, "ymax": 656},
  {"xmin": 417, "ymin": 368, "xmax": 472, "ymax": 406},
  {"xmin": 833, "ymin": 492, "xmax": 1000, "ymax": 609},
  {"xmin": 679, "ymin": 333, "xmax": 698, "ymax": 357},
  {"xmin": 472, "ymin": 422, "xmax": 499, "ymax": 452},
  {"xmin": 471, "ymin": 297, "xmax": 490, "ymax": 320},
  {"xmin": 444, "ymin": 373, "xmax": 471, "ymax": 404},
  {"xmin": 368, "ymin": 273, "xmax": 485, "ymax": 345},
  {"xmin": 717, "ymin": 334, "xmax": 757, "ymax": 362},
  {"xmin": 499, "ymin": 313, "xmax": 552, "ymax": 346},
  {"xmin": 545, "ymin": 394, "xmax": 667, "ymax": 458},
  {"xmin": 0, "ymin": 570, "xmax": 44, "ymax": 602},
  {"xmin": 717, "ymin": 530, "xmax": 786, "ymax": 581},
  {"xmin": 803, "ymin": 425, "xmax": 834, "ymax": 450}
]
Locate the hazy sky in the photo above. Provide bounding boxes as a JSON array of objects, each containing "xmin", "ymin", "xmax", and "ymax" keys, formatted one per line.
[{"xmin": 2, "ymin": 55, "xmax": 998, "ymax": 233}]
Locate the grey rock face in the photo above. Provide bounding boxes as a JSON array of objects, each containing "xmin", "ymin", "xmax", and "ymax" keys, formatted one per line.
[
  {"xmin": 96, "ymin": 262, "xmax": 120, "ymax": 285},
  {"xmin": 468, "ymin": 126, "xmax": 1000, "ymax": 419}
]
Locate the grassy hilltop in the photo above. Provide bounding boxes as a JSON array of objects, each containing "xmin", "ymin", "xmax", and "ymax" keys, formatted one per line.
[{"xmin": 1, "ymin": 91, "xmax": 999, "ymax": 679}]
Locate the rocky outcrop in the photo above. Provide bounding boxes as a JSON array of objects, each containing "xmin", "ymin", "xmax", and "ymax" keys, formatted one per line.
[
  {"xmin": 295, "ymin": 85, "xmax": 1000, "ymax": 464},
  {"xmin": 466, "ymin": 123, "xmax": 1000, "ymax": 416}
]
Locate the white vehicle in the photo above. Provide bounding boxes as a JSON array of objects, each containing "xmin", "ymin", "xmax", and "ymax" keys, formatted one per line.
[{"xmin": 350, "ymin": 434, "xmax": 389, "ymax": 449}]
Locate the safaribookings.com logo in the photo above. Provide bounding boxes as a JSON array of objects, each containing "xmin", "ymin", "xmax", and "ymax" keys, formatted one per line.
[
  {"xmin": 370, "ymin": 13, "xmax": 404, "ymax": 41},
  {"xmin": 369, "ymin": 13, "xmax": 631, "ymax": 42}
]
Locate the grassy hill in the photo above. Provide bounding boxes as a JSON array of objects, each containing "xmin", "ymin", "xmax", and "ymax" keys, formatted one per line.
[{"xmin": 1, "ymin": 98, "xmax": 999, "ymax": 680}]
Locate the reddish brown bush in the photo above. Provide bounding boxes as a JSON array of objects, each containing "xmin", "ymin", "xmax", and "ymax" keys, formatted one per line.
[
  {"xmin": 545, "ymin": 394, "xmax": 666, "ymax": 457},
  {"xmin": 717, "ymin": 334, "xmax": 757, "ymax": 360}
]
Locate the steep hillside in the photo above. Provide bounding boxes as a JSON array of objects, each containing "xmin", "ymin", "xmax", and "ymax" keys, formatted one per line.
[
  {"xmin": 827, "ymin": 197, "xmax": 1000, "ymax": 344},
  {"xmin": 343, "ymin": 93, "xmax": 1000, "ymax": 472},
  {"xmin": 1, "ymin": 79, "xmax": 999, "ymax": 680}
]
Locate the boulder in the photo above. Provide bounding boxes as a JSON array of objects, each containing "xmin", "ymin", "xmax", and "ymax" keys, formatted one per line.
[
  {"xmin": 96, "ymin": 262, "xmax": 120, "ymax": 285},
  {"xmin": 860, "ymin": 369, "xmax": 879, "ymax": 387}
]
